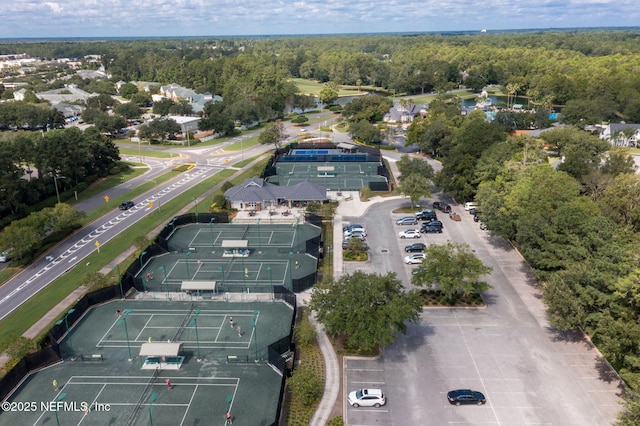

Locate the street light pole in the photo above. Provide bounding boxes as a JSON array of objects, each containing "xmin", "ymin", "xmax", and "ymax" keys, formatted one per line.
[
  {"xmin": 53, "ymin": 174, "xmax": 65, "ymax": 204},
  {"xmin": 296, "ymin": 216, "xmax": 300, "ymax": 252},
  {"xmin": 257, "ymin": 218, "xmax": 261, "ymax": 248},
  {"xmin": 189, "ymin": 309, "xmax": 201, "ymax": 361},
  {"xmin": 117, "ymin": 309, "xmax": 132, "ymax": 361},
  {"xmin": 54, "ymin": 393, "xmax": 67, "ymax": 426},
  {"xmin": 242, "ymin": 256, "xmax": 246, "ymax": 286},
  {"xmin": 252, "ymin": 309, "xmax": 259, "ymax": 361},
  {"xmin": 148, "ymin": 393, "xmax": 159, "ymax": 426},
  {"xmin": 209, "ymin": 217, "xmax": 215, "ymax": 246},
  {"xmin": 112, "ymin": 264, "xmax": 124, "ymax": 299},
  {"xmin": 55, "ymin": 308, "xmax": 76, "ymax": 357},
  {"xmin": 288, "ymin": 252, "xmax": 293, "ymax": 292},
  {"xmin": 267, "ymin": 265, "xmax": 272, "ymax": 287},
  {"xmin": 139, "ymin": 251, "xmax": 148, "ymax": 291},
  {"xmin": 139, "ymin": 251, "xmax": 147, "ymax": 270},
  {"xmin": 217, "ymin": 265, "xmax": 224, "ymax": 290},
  {"xmin": 185, "ymin": 251, "xmax": 192, "ymax": 279},
  {"xmin": 192, "ymin": 197, "xmax": 199, "ymax": 222},
  {"xmin": 158, "ymin": 265, "xmax": 168, "ymax": 298}
]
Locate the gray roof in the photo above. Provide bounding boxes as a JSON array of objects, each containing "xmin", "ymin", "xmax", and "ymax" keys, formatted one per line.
[
  {"xmin": 36, "ymin": 86, "xmax": 97, "ymax": 105},
  {"xmin": 54, "ymin": 103, "xmax": 85, "ymax": 117},
  {"xmin": 607, "ymin": 123, "xmax": 640, "ymax": 133},
  {"xmin": 384, "ymin": 102, "xmax": 428, "ymax": 122},
  {"xmin": 160, "ymin": 83, "xmax": 222, "ymax": 113},
  {"xmin": 225, "ymin": 177, "xmax": 327, "ymax": 202}
]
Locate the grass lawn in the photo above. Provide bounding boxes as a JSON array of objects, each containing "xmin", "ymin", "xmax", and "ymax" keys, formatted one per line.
[
  {"xmin": 290, "ymin": 78, "xmax": 369, "ymax": 97},
  {"xmin": 224, "ymin": 134, "xmax": 261, "ymax": 151},
  {"xmin": 117, "ymin": 147, "xmax": 174, "ymax": 158}
]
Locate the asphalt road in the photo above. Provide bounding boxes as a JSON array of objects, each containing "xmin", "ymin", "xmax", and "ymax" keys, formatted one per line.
[
  {"xmin": 0, "ymin": 111, "xmax": 340, "ymax": 322},
  {"xmin": 343, "ymin": 199, "xmax": 622, "ymax": 426}
]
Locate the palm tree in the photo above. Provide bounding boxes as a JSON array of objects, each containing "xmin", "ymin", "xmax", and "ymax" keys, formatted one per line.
[{"xmin": 505, "ymin": 83, "xmax": 519, "ymax": 109}]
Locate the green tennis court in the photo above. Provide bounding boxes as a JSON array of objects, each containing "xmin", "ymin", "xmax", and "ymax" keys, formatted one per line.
[
  {"xmin": 2, "ymin": 299, "xmax": 293, "ymax": 426},
  {"xmin": 140, "ymin": 223, "xmax": 321, "ymax": 294},
  {"xmin": 265, "ymin": 161, "xmax": 388, "ymax": 190}
]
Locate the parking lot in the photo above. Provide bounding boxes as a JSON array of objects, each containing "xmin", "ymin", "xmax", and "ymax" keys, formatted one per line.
[{"xmin": 341, "ymin": 199, "xmax": 622, "ymax": 426}]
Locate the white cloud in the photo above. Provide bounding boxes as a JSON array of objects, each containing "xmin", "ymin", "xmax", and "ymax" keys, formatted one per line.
[
  {"xmin": 0, "ymin": 0, "xmax": 638, "ymax": 38},
  {"xmin": 43, "ymin": 2, "xmax": 63, "ymax": 14}
]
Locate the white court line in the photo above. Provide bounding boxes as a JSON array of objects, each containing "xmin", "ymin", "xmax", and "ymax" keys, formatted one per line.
[
  {"xmin": 97, "ymin": 318, "xmax": 122, "ymax": 347},
  {"xmin": 78, "ymin": 383, "xmax": 106, "ymax": 425},
  {"xmin": 135, "ymin": 315, "xmax": 154, "ymax": 341},
  {"xmin": 188, "ymin": 229, "xmax": 201, "ymax": 247},
  {"xmin": 214, "ymin": 315, "xmax": 229, "ymax": 342},
  {"xmin": 180, "ymin": 384, "xmax": 199, "ymax": 425}
]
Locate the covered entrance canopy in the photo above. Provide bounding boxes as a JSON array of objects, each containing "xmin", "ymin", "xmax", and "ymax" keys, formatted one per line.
[
  {"xmin": 139, "ymin": 342, "xmax": 182, "ymax": 357},
  {"xmin": 221, "ymin": 240, "xmax": 248, "ymax": 248},
  {"xmin": 140, "ymin": 342, "xmax": 184, "ymax": 370},
  {"xmin": 222, "ymin": 240, "xmax": 250, "ymax": 258},
  {"xmin": 181, "ymin": 281, "xmax": 217, "ymax": 291}
]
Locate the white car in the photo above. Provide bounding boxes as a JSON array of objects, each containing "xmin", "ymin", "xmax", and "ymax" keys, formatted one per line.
[
  {"xmin": 398, "ymin": 229, "xmax": 421, "ymax": 239},
  {"xmin": 404, "ymin": 253, "xmax": 426, "ymax": 264},
  {"xmin": 464, "ymin": 202, "xmax": 478, "ymax": 211},
  {"xmin": 347, "ymin": 388, "xmax": 386, "ymax": 408},
  {"xmin": 0, "ymin": 252, "xmax": 7, "ymax": 263}
]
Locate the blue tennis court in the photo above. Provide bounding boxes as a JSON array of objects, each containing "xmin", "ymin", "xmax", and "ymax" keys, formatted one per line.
[{"xmin": 291, "ymin": 149, "xmax": 330, "ymax": 155}]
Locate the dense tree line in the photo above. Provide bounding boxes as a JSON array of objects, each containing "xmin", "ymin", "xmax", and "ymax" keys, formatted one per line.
[
  {"xmin": 0, "ymin": 101, "xmax": 65, "ymax": 130},
  {"xmin": 3, "ymin": 30, "xmax": 640, "ymax": 127},
  {"xmin": 0, "ymin": 127, "xmax": 120, "ymax": 226},
  {"xmin": 425, "ymin": 112, "xmax": 640, "ymax": 420}
]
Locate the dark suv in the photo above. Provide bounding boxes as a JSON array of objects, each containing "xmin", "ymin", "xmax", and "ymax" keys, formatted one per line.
[
  {"xmin": 422, "ymin": 219, "xmax": 443, "ymax": 228},
  {"xmin": 416, "ymin": 209, "xmax": 438, "ymax": 221},
  {"xmin": 421, "ymin": 223, "xmax": 443, "ymax": 233},
  {"xmin": 119, "ymin": 201, "xmax": 135, "ymax": 210},
  {"xmin": 404, "ymin": 243, "xmax": 426, "ymax": 252},
  {"xmin": 432, "ymin": 201, "xmax": 452, "ymax": 213}
]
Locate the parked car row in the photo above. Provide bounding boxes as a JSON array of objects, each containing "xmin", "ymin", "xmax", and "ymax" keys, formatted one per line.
[{"xmin": 343, "ymin": 223, "xmax": 368, "ymax": 251}]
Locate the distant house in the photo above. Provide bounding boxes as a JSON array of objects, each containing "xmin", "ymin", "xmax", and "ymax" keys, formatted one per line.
[
  {"xmin": 54, "ymin": 103, "xmax": 85, "ymax": 120},
  {"xmin": 599, "ymin": 123, "xmax": 640, "ymax": 147},
  {"xmin": 383, "ymin": 102, "xmax": 428, "ymax": 124},
  {"xmin": 35, "ymin": 85, "xmax": 98, "ymax": 105},
  {"xmin": 225, "ymin": 177, "xmax": 327, "ymax": 211},
  {"xmin": 76, "ymin": 66, "xmax": 110, "ymax": 80},
  {"xmin": 168, "ymin": 115, "xmax": 201, "ymax": 136},
  {"xmin": 158, "ymin": 83, "xmax": 222, "ymax": 113}
]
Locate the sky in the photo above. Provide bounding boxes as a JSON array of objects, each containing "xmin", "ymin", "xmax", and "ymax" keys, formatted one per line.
[{"xmin": 1, "ymin": 0, "xmax": 639, "ymax": 39}]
